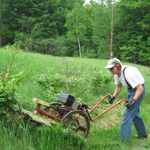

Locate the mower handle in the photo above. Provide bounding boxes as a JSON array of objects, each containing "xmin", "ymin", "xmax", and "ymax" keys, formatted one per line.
[
  {"xmin": 90, "ymin": 94, "xmax": 110, "ymax": 113},
  {"xmin": 89, "ymin": 95, "xmax": 128, "ymax": 122}
]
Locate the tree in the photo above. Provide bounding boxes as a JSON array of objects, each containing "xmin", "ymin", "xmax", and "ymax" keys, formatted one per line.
[
  {"xmin": 91, "ymin": 1, "xmax": 112, "ymax": 59},
  {"xmin": 1, "ymin": 0, "xmax": 28, "ymax": 45},
  {"xmin": 1, "ymin": 0, "xmax": 75, "ymax": 49},
  {"xmin": 113, "ymin": 0, "xmax": 150, "ymax": 65},
  {"xmin": 65, "ymin": 1, "xmax": 92, "ymax": 57}
]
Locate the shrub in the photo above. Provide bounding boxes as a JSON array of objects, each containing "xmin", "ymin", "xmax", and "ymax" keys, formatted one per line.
[
  {"xmin": 0, "ymin": 48, "xmax": 26, "ymax": 117},
  {"xmin": 35, "ymin": 68, "xmax": 113, "ymax": 102},
  {"xmin": 35, "ymin": 68, "xmax": 65, "ymax": 101},
  {"xmin": 0, "ymin": 72, "xmax": 24, "ymax": 116},
  {"xmin": 90, "ymin": 71, "xmax": 113, "ymax": 94}
]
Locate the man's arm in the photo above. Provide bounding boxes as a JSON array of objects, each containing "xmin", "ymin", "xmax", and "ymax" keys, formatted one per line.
[
  {"xmin": 133, "ymin": 83, "xmax": 144, "ymax": 101},
  {"xmin": 113, "ymin": 84, "xmax": 122, "ymax": 98}
]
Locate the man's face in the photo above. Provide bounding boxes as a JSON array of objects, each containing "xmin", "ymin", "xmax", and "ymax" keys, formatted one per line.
[{"xmin": 108, "ymin": 66, "xmax": 118, "ymax": 75}]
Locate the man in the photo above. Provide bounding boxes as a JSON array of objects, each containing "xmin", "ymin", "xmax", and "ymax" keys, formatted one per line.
[{"xmin": 105, "ymin": 58, "xmax": 147, "ymax": 141}]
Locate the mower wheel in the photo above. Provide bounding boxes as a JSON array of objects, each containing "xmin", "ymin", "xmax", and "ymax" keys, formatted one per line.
[{"xmin": 61, "ymin": 110, "xmax": 90, "ymax": 138}]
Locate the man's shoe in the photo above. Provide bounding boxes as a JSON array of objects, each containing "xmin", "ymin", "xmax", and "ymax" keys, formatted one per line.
[{"xmin": 135, "ymin": 135, "xmax": 147, "ymax": 138}]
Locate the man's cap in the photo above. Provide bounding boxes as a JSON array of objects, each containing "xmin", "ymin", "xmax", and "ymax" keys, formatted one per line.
[{"xmin": 105, "ymin": 58, "xmax": 121, "ymax": 69}]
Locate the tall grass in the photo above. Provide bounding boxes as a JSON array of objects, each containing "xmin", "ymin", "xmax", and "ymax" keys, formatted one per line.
[
  {"xmin": 0, "ymin": 119, "xmax": 84, "ymax": 150},
  {"xmin": 0, "ymin": 48, "xmax": 149, "ymax": 149}
]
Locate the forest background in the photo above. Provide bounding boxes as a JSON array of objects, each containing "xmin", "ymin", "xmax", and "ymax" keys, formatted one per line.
[{"xmin": 0, "ymin": 0, "xmax": 150, "ymax": 66}]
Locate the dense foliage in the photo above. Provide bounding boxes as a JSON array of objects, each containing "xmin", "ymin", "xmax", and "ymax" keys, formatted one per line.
[
  {"xmin": 0, "ymin": 0, "xmax": 150, "ymax": 65},
  {"xmin": 0, "ymin": 72, "xmax": 24, "ymax": 116},
  {"xmin": 113, "ymin": 0, "xmax": 150, "ymax": 65},
  {"xmin": 35, "ymin": 68, "xmax": 113, "ymax": 102},
  {"xmin": 0, "ymin": 49, "xmax": 25, "ymax": 116}
]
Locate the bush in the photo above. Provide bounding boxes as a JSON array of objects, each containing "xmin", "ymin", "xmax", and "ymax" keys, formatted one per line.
[
  {"xmin": 0, "ymin": 48, "xmax": 26, "ymax": 117},
  {"xmin": 0, "ymin": 72, "xmax": 24, "ymax": 116},
  {"xmin": 90, "ymin": 71, "xmax": 113, "ymax": 95},
  {"xmin": 35, "ymin": 68, "xmax": 113, "ymax": 102}
]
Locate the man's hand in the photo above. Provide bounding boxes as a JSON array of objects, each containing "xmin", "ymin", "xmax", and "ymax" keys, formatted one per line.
[
  {"xmin": 125, "ymin": 99, "xmax": 136, "ymax": 109},
  {"xmin": 108, "ymin": 95, "xmax": 115, "ymax": 104}
]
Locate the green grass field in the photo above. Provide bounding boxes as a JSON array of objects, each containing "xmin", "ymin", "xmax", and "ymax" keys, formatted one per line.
[{"xmin": 0, "ymin": 48, "xmax": 150, "ymax": 150}]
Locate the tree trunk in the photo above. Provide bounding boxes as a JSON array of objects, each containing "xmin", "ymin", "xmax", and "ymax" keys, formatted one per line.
[
  {"xmin": 77, "ymin": 36, "xmax": 82, "ymax": 58},
  {"xmin": 76, "ymin": 15, "xmax": 82, "ymax": 58}
]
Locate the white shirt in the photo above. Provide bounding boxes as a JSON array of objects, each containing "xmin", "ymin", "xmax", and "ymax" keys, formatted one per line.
[{"xmin": 114, "ymin": 65, "xmax": 144, "ymax": 89}]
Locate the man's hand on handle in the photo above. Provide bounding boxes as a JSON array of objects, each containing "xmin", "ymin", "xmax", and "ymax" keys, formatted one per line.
[
  {"xmin": 108, "ymin": 94, "xmax": 115, "ymax": 104},
  {"xmin": 125, "ymin": 99, "xmax": 136, "ymax": 109}
]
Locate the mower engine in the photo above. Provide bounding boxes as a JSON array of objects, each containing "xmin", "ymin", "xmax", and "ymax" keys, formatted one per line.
[{"xmin": 57, "ymin": 92, "xmax": 82, "ymax": 109}]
